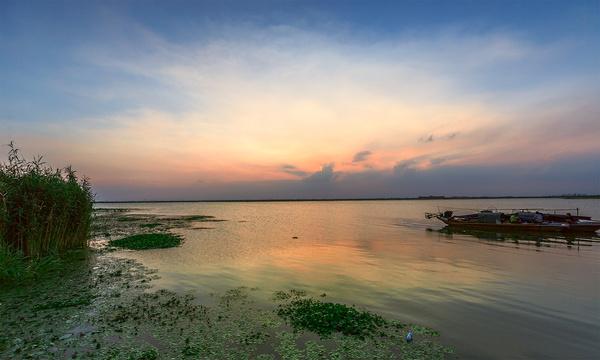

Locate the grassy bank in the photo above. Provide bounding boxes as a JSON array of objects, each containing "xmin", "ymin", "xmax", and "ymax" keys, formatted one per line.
[
  {"xmin": 0, "ymin": 243, "xmax": 63, "ymax": 283},
  {"xmin": 0, "ymin": 143, "xmax": 93, "ymax": 282}
]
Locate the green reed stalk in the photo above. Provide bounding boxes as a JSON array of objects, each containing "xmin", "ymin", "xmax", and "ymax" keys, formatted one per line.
[{"xmin": 0, "ymin": 142, "xmax": 93, "ymax": 259}]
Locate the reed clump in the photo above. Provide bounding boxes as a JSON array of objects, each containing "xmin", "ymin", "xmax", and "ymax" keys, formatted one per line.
[{"xmin": 0, "ymin": 143, "xmax": 93, "ymax": 259}]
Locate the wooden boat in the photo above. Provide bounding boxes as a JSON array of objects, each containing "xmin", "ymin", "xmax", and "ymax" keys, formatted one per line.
[{"xmin": 425, "ymin": 208, "xmax": 600, "ymax": 233}]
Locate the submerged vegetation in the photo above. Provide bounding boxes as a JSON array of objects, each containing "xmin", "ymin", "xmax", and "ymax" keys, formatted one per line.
[
  {"xmin": 109, "ymin": 233, "xmax": 183, "ymax": 250},
  {"xmin": 0, "ymin": 143, "xmax": 93, "ymax": 283},
  {"xmin": 92, "ymin": 209, "xmax": 225, "ymax": 240},
  {"xmin": 1, "ymin": 253, "xmax": 453, "ymax": 359},
  {"xmin": 92, "ymin": 209, "xmax": 224, "ymax": 251}
]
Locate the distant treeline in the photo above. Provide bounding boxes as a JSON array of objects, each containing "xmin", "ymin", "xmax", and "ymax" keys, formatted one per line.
[{"xmin": 558, "ymin": 194, "xmax": 600, "ymax": 199}]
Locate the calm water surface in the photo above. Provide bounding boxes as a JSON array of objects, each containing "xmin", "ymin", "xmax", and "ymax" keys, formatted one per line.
[{"xmin": 98, "ymin": 199, "xmax": 600, "ymax": 359}]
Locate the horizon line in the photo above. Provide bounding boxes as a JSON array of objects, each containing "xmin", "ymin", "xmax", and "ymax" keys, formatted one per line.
[{"xmin": 94, "ymin": 194, "xmax": 600, "ymax": 204}]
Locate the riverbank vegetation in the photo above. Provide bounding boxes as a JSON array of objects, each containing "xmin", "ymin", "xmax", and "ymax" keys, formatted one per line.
[
  {"xmin": 0, "ymin": 243, "xmax": 63, "ymax": 283},
  {"xmin": 0, "ymin": 143, "xmax": 93, "ymax": 283}
]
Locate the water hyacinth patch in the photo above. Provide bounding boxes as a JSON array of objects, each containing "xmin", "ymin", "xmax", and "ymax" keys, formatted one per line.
[{"xmin": 277, "ymin": 297, "xmax": 387, "ymax": 338}]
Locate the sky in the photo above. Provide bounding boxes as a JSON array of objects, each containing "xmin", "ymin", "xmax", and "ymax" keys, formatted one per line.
[{"xmin": 1, "ymin": 0, "xmax": 599, "ymax": 201}]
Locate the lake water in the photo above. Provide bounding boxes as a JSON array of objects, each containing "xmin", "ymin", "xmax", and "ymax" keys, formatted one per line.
[{"xmin": 97, "ymin": 199, "xmax": 600, "ymax": 359}]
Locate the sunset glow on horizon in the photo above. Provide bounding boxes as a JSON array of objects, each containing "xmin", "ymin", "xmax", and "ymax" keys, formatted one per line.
[{"xmin": 2, "ymin": 0, "xmax": 599, "ymax": 200}]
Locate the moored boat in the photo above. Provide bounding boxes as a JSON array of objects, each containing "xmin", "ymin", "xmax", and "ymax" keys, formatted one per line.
[{"xmin": 425, "ymin": 208, "xmax": 600, "ymax": 233}]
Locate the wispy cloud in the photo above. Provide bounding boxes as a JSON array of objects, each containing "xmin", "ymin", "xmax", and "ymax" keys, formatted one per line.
[
  {"xmin": 418, "ymin": 135, "xmax": 435, "ymax": 143},
  {"xmin": 352, "ymin": 150, "xmax": 372, "ymax": 163},
  {"xmin": 280, "ymin": 164, "xmax": 308, "ymax": 178},
  {"xmin": 90, "ymin": 153, "xmax": 600, "ymax": 201},
  {"xmin": 418, "ymin": 132, "xmax": 459, "ymax": 143},
  {"xmin": 2, "ymin": 18, "xmax": 599, "ymax": 199}
]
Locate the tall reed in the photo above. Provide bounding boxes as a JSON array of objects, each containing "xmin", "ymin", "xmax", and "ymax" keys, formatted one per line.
[{"xmin": 0, "ymin": 142, "xmax": 93, "ymax": 258}]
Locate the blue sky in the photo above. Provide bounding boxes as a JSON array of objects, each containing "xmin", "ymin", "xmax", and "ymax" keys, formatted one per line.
[{"xmin": 1, "ymin": 0, "xmax": 599, "ymax": 200}]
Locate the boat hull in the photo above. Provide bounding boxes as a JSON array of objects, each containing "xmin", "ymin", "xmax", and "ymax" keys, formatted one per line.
[
  {"xmin": 568, "ymin": 223, "xmax": 600, "ymax": 233},
  {"xmin": 443, "ymin": 220, "xmax": 600, "ymax": 233}
]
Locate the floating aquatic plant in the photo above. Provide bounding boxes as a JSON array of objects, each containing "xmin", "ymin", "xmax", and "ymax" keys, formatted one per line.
[
  {"xmin": 277, "ymin": 297, "xmax": 387, "ymax": 338},
  {"xmin": 182, "ymin": 215, "xmax": 216, "ymax": 221}
]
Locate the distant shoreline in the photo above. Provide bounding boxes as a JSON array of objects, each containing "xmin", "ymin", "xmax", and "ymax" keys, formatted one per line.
[{"xmin": 95, "ymin": 195, "xmax": 600, "ymax": 203}]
